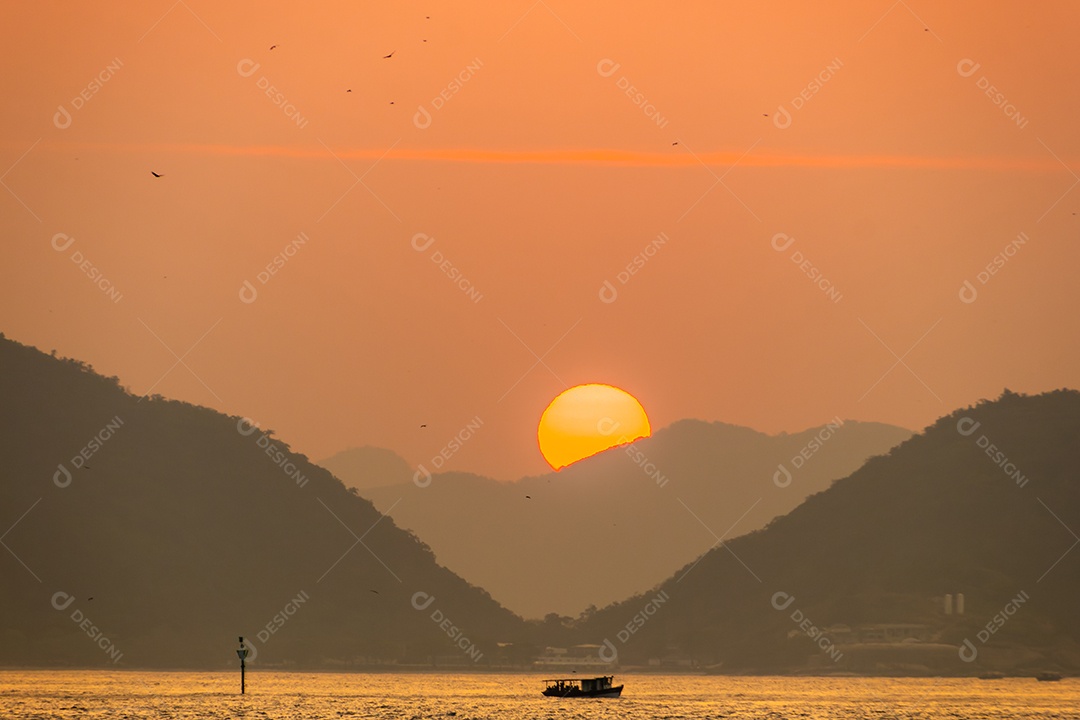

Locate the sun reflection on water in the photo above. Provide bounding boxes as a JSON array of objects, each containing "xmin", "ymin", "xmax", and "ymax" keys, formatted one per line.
[{"xmin": 0, "ymin": 671, "xmax": 1074, "ymax": 720}]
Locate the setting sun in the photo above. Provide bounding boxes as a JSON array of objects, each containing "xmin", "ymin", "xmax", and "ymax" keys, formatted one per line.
[{"xmin": 537, "ymin": 384, "xmax": 651, "ymax": 470}]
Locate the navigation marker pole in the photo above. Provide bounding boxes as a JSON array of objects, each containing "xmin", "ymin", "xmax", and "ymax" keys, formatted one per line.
[{"xmin": 237, "ymin": 636, "xmax": 249, "ymax": 694}]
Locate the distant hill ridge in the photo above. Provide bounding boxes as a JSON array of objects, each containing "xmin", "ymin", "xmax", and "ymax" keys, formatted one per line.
[
  {"xmin": 574, "ymin": 389, "xmax": 1080, "ymax": 674},
  {"xmin": 0, "ymin": 333, "xmax": 527, "ymax": 668},
  {"xmin": 346, "ymin": 416, "xmax": 912, "ymax": 617},
  {"xmin": 4, "ymin": 332, "xmax": 1076, "ymax": 675}
]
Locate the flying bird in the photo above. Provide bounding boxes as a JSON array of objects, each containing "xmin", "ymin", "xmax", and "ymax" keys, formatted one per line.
[
  {"xmin": 270, "ymin": 44, "xmax": 277, "ymax": 50},
  {"xmin": 150, "ymin": 171, "xmax": 162, "ymax": 177},
  {"xmin": 383, "ymin": 51, "xmax": 396, "ymax": 59},
  {"xmin": 346, "ymin": 89, "xmax": 352, "ymax": 92},
  {"xmin": 420, "ymin": 424, "xmax": 427, "ymax": 428},
  {"xmin": 671, "ymin": 141, "xmax": 678, "ymax": 146},
  {"xmin": 525, "ymin": 495, "xmax": 531, "ymax": 499},
  {"xmin": 369, "ymin": 589, "xmax": 379, "ymax": 594}
]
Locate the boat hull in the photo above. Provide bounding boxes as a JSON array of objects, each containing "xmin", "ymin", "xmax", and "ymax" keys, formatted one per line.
[{"xmin": 542, "ymin": 685, "xmax": 623, "ymax": 698}]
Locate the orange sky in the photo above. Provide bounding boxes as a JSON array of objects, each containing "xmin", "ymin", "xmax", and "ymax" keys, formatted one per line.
[{"xmin": 2, "ymin": 1, "xmax": 1079, "ymax": 479}]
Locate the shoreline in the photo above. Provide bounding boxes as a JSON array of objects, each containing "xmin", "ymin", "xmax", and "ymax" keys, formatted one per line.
[{"xmin": 0, "ymin": 666, "xmax": 1070, "ymax": 679}]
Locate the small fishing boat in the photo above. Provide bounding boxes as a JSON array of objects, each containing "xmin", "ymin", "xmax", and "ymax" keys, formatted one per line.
[
  {"xmin": 542, "ymin": 676, "xmax": 623, "ymax": 698},
  {"xmin": 1035, "ymin": 671, "xmax": 1062, "ymax": 682}
]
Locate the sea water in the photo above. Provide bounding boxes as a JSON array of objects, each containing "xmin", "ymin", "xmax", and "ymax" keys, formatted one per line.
[{"xmin": 0, "ymin": 671, "xmax": 1075, "ymax": 719}]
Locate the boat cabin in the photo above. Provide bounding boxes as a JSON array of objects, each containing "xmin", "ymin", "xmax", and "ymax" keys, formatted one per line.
[{"xmin": 542, "ymin": 675, "xmax": 622, "ymax": 698}]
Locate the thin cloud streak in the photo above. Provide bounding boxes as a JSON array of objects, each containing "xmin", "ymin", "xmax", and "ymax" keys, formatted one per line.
[{"xmin": 37, "ymin": 141, "xmax": 1069, "ymax": 172}]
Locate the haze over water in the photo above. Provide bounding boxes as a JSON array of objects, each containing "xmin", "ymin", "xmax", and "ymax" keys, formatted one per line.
[{"xmin": 2, "ymin": 671, "xmax": 1075, "ymax": 720}]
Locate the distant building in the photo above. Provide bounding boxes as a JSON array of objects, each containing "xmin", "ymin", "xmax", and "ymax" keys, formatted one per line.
[
  {"xmin": 852, "ymin": 624, "xmax": 933, "ymax": 643},
  {"xmin": 824, "ymin": 624, "xmax": 854, "ymax": 643},
  {"xmin": 431, "ymin": 655, "xmax": 478, "ymax": 667},
  {"xmin": 534, "ymin": 645, "xmax": 614, "ymax": 669},
  {"xmin": 792, "ymin": 623, "xmax": 933, "ymax": 646},
  {"xmin": 647, "ymin": 645, "xmax": 696, "ymax": 668},
  {"xmin": 647, "ymin": 656, "xmax": 695, "ymax": 668}
]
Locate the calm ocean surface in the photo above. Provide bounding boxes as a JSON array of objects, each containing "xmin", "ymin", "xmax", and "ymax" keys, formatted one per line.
[{"xmin": 0, "ymin": 671, "xmax": 1075, "ymax": 719}]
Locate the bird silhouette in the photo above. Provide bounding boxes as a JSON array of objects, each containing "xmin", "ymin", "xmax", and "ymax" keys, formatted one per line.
[
  {"xmin": 346, "ymin": 89, "xmax": 352, "ymax": 92},
  {"xmin": 525, "ymin": 495, "xmax": 531, "ymax": 499},
  {"xmin": 270, "ymin": 44, "xmax": 277, "ymax": 50},
  {"xmin": 151, "ymin": 171, "xmax": 162, "ymax": 178},
  {"xmin": 420, "ymin": 424, "xmax": 427, "ymax": 428},
  {"xmin": 672, "ymin": 141, "xmax": 678, "ymax": 146},
  {"xmin": 369, "ymin": 589, "xmax": 379, "ymax": 594},
  {"xmin": 383, "ymin": 51, "xmax": 396, "ymax": 59}
]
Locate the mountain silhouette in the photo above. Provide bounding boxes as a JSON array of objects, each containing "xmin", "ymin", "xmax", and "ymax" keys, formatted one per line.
[
  {"xmin": 5, "ymin": 331, "xmax": 1075, "ymax": 674},
  {"xmin": 320, "ymin": 446, "xmax": 416, "ymax": 490},
  {"xmin": 354, "ymin": 419, "xmax": 911, "ymax": 617},
  {"xmin": 573, "ymin": 389, "xmax": 1080, "ymax": 674},
  {"xmin": 0, "ymin": 334, "xmax": 526, "ymax": 668}
]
